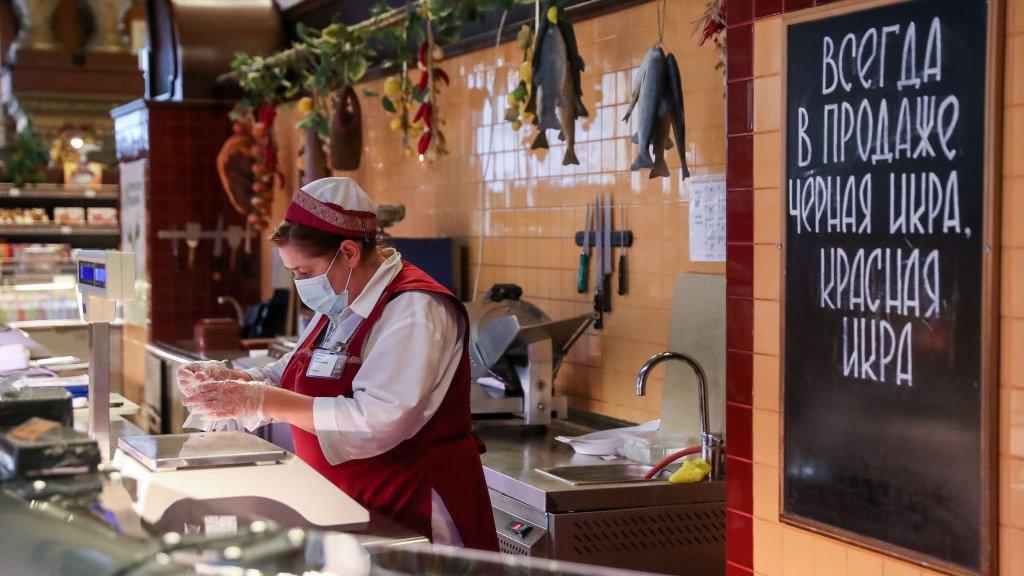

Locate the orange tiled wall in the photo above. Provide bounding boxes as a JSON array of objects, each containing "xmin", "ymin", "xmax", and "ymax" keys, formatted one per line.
[
  {"xmin": 267, "ymin": 0, "xmax": 727, "ymax": 423},
  {"xmin": 748, "ymin": 5, "xmax": 1023, "ymax": 576}
]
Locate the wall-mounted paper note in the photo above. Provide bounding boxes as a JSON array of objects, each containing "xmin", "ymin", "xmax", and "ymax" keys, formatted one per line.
[{"xmin": 687, "ymin": 174, "xmax": 726, "ymax": 262}]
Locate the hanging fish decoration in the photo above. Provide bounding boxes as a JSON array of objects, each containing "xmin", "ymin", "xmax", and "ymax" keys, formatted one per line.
[
  {"xmin": 650, "ymin": 99, "xmax": 674, "ymax": 178},
  {"xmin": 624, "ymin": 47, "xmax": 666, "ymax": 172},
  {"xmin": 524, "ymin": 3, "xmax": 589, "ymax": 166},
  {"xmin": 623, "ymin": 46, "xmax": 690, "ymax": 179},
  {"xmin": 664, "ymin": 53, "xmax": 691, "ymax": 178}
]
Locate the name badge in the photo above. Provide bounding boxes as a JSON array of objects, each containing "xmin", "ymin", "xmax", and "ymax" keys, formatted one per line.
[{"xmin": 306, "ymin": 348, "xmax": 345, "ymax": 379}]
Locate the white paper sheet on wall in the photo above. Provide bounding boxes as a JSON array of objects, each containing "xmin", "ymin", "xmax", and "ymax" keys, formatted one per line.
[{"xmin": 687, "ymin": 175, "xmax": 727, "ymax": 262}]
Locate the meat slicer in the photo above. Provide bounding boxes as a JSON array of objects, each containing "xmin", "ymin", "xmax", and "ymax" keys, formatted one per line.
[{"xmin": 467, "ymin": 285, "xmax": 592, "ymax": 426}]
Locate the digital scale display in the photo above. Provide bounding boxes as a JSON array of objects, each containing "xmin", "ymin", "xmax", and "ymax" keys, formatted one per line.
[{"xmin": 78, "ymin": 261, "xmax": 107, "ymax": 288}]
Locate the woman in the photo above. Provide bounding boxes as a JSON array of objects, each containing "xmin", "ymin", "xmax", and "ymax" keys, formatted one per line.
[{"xmin": 177, "ymin": 177, "xmax": 497, "ymax": 551}]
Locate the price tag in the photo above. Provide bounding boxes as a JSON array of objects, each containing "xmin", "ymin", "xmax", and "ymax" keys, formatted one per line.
[
  {"xmin": 84, "ymin": 189, "xmax": 97, "ymax": 198},
  {"xmin": 60, "ymin": 225, "xmax": 72, "ymax": 235},
  {"xmin": 8, "ymin": 187, "xmax": 20, "ymax": 197}
]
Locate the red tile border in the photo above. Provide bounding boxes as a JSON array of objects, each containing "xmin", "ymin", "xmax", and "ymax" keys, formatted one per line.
[
  {"xmin": 726, "ymin": 509, "xmax": 754, "ymax": 568},
  {"xmin": 783, "ymin": 0, "xmax": 815, "ymax": 11},
  {"xmin": 727, "ymin": 134, "xmax": 753, "ymax": 190},
  {"xmin": 726, "ymin": 403, "xmax": 753, "ymax": 460},
  {"xmin": 727, "ymin": 456, "xmax": 754, "ymax": 514},
  {"xmin": 755, "ymin": 0, "xmax": 782, "ymax": 18},
  {"xmin": 727, "ymin": 0, "xmax": 755, "ymax": 25},
  {"xmin": 726, "ymin": 296, "xmax": 754, "ymax": 353},
  {"xmin": 727, "ymin": 189, "xmax": 754, "ymax": 245},
  {"xmin": 727, "ymin": 244, "xmax": 754, "ymax": 298},
  {"xmin": 724, "ymin": 3, "xmax": 761, "ymax": 569},
  {"xmin": 726, "ymin": 24, "xmax": 753, "ymax": 81},
  {"xmin": 727, "ymin": 78, "xmax": 753, "ymax": 136},
  {"xmin": 726, "ymin": 350, "xmax": 754, "ymax": 406}
]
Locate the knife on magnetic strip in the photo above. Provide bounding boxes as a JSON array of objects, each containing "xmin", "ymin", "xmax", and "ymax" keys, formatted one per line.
[
  {"xmin": 577, "ymin": 203, "xmax": 592, "ymax": 293},
  {"xmin": 602, "ymin": 193, "xmax": 613, "ymax": 312}
]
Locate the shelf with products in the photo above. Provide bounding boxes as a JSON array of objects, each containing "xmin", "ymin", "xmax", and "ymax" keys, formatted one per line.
[
  {"xmin": 0, "ymin": 225, "xmax": 118, "ymax": 236},
  {"xmin": 0, "ymin": 243, "xmax": 72, "ymax": 269},
  {"xmin": 0, "ymin": 226, "xmax": 120, "ymax": 250},
  {"xmin": 0, "ymin": 208, "xmax": 119, "ymax": 228},
  {"xmin": 0, "ymin": 182, "xmax": 119, "ymax": 200}
]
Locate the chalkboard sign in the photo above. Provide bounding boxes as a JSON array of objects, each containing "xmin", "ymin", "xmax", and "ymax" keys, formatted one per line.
[{"xmin": 781, "ymin": 0, "xmax": 998, "ymax": 574}]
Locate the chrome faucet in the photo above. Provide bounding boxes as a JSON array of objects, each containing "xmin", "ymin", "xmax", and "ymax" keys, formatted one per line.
[
  {"xmin": 636, "ymin": 351, "xmax": 724, "ymax": 479},
  {"xmin": 217, "ymin": 296, "xmax": 245, "ymax": 327}
]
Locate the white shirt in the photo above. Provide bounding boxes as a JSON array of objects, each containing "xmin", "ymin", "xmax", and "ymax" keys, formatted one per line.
[{"xmin": 245, "ymin": 249, "xmax": 466, "ymax": 545}]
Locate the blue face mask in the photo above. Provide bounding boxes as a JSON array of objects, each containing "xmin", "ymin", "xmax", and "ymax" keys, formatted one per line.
[{"xmin": 294, "ymin": 249, "xmax": 353, "ymax": 316}]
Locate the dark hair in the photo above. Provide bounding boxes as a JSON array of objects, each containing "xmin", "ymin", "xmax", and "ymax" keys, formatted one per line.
[{"xmin": 270, "ymin": 220, "xmax": 376, "ymax": 258}]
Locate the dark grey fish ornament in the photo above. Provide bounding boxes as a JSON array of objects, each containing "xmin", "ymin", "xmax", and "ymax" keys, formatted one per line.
[
  {"xmin": 650, "ymin": 99, "xmax": 673, "ymax": 179},
  {"xmin": 664, "ymin": 52, "xmax": 690, "ymax": 179},
  {"xmin": 626, "ymin": 47, "xmax": 666, "ymax": 171},
  {"xmin": 624, "ymin": 46, "xmax": 690, "ymax": 179}
]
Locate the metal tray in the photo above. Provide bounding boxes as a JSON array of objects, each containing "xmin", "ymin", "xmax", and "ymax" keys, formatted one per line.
[
  {"xmin": 118, "ymin": 431, "xmax": 287, "ymax": 471},
  {"xmin": 536, "ymin": 463, "xmax": 676, "ymax": 485}
]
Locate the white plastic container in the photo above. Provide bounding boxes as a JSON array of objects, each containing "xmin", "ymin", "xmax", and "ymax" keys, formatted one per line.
[{"xmin": 619, "ymin": 430, "xmax": 699, "ymax": 465}]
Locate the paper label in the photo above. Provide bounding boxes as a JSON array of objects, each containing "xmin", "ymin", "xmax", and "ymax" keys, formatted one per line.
[{"xmin": 688, "ymin": 174, "xmax": 727, "ymax": 262}]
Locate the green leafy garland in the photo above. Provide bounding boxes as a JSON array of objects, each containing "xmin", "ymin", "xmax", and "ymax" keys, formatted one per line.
[
  {"xmin": 3, "ymin": 120, "xmax": 50, "ymax": 187},
  {"xmin": 294, "ymin": 22, "xmax": 371, "ymax": 137},
  {"xmin": 228, "ymin": 0, "xmax": 525, "ymax": 160},
  {"xmin": 229, "ymin": 52, "xmax": 301, "ymax": 121}
]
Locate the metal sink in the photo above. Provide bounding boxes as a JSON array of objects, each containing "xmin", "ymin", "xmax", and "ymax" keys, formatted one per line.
[{"xmin": 537, "ymin": 463, "xmax": 677, "ymax": 485}]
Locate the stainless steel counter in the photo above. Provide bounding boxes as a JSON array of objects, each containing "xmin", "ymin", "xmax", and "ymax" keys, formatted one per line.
[
  {"xmin": 476, "ymin": 419, "xmax": 726, "ymax": 575},
  {"xmin": 475, "ymin": 420, "xmax": 724, "ymax": 513},
  {"xmin": 147, "ymin": 340, "xmax": 248, "ymax": 364}
]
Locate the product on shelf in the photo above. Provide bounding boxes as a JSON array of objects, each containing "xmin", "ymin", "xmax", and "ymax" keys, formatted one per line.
[
  {"xmin": 0, "ymin": 243, "xmax": 72, "ymax": 260},
  {"xmin": 85, "ymin": 207, "xmax": 118, "ymax": 226},
  {"xmin": 53, "ymin": 207, "xmax": 86, "ymax": 226},
  {"xmin": 0, "ymin": 244, "xmax": 73, "ymax": 277},
  {"xmin": 0, "ymin": 209, "xmax": 49, "ymax": 226}
]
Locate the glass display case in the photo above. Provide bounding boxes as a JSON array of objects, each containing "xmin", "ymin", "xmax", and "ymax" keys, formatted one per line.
[
  {"xmin": 0, "ymin": 244, "xmax": 79, "ymax": 323},
  {"xmin": 0, "ymin": 183, "xmax": 121, "ymax": 325}
]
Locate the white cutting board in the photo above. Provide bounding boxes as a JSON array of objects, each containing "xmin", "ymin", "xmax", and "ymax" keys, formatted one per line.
[{"xmin": 659, "ymin": 274, "xmax": 726, "ymax": 439}]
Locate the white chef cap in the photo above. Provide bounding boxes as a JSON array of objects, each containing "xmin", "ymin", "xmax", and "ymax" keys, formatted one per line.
[{"xmin": 286, "ymin": 177, "xmax": 376, "ymax": 238}]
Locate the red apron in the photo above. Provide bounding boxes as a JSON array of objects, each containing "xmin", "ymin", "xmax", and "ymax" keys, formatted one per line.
[{"xmin": 280, "ymin": 261, "xmax": 498, "ymax": 551}]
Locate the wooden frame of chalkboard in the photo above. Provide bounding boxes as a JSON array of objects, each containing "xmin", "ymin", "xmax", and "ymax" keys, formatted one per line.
[{"xmin": 777, "ymin": 0, "xmax": 1003, "ymax": 574}]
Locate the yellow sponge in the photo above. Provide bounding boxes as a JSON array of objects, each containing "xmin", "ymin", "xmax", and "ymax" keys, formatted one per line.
[{"xmin": 668, "ymin": 458, "xmax": 711, "ymax": 484}]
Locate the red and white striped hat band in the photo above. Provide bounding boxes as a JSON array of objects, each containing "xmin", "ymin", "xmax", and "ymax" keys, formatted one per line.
[{"xmin": 285, "ymin": 189, "xmax": 377, "ymax": 238}]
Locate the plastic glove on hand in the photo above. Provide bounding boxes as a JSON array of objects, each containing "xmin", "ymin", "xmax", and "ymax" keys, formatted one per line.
[
  {"xmin": 668, "ymin": 458, "xmax": 711, "ymax": 484},
  {"xmin": 176, "ymin": 361, "xmax": 248, "ymax": 396},
  {"xmin": 183, "ymin": 379, "xmax": 268, "ymax": 424},
  {"xmin": 177, "ymin": 360, "xmax": 226, "ymax": 395}
]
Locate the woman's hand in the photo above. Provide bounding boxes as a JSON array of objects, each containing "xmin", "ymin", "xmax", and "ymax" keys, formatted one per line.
[
  {"xmin": 176, "ymin": 361, "xmax": 251, "ymax": 397},
  {"xmin": 184, "ymin": 381, "xmax": 317, "ymax": 434},
  {"xmin": 183, "ymin": 380, "xmax": 268, "ymax": 422}
]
